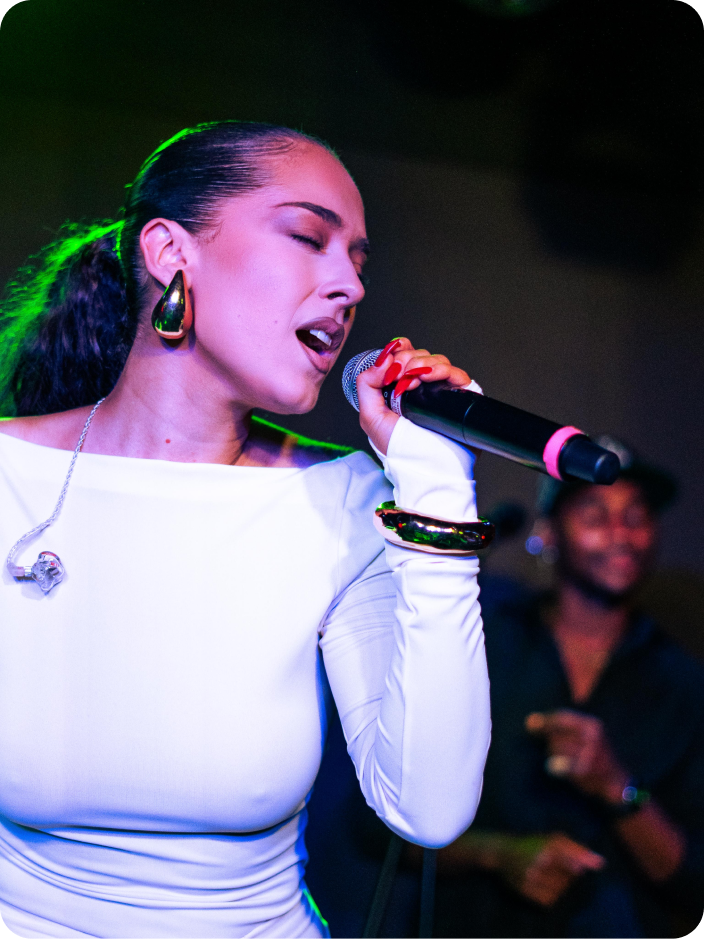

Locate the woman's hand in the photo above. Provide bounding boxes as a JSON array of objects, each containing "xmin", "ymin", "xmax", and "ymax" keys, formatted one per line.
[{"xmin": 355, "ymin": 338, "xmax": 472, "ymax": 456}]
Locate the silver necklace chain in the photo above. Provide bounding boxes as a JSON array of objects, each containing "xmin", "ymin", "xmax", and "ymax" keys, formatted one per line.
[{"xmin": 6, "ymin": 398, "xmax": 105, "ymax": 591}]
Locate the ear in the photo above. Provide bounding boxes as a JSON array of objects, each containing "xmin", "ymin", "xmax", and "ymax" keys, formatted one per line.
[{"xmin": 139, "ymin": 218, "xmax": 197, "ymax": 290}]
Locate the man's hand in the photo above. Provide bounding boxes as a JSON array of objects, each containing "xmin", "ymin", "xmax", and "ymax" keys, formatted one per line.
[
  {"xmin": 525, "ymin": 709, "xmax": 630, "ymax": 804},
  {"xmin": 497, "ymin": 833, "xmax": 605, "ymax": 907},
  {"xmin": 524, "ymin": 710, "xmax": 686, "ymax": 884}
]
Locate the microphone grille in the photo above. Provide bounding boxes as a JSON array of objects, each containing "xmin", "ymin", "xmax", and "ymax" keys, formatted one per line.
[{"xmin": 342, "ymin": 349, "xmax": 383, "ymax": 411}]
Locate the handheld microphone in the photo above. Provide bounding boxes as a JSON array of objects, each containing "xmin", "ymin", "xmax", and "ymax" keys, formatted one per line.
[{"xmin": 342, "ymin": 349, "xmax": 620, "ymax": 484}]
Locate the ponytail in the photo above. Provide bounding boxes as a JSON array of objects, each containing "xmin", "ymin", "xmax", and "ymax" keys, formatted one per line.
[{"xmin": 0, "ymin": 222, "xmax": 135, "ymax": 416}]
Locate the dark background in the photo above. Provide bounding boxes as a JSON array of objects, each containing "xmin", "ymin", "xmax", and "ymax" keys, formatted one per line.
[{"xmin": 1, "ymin": 0, "xmax": 703, "ymax": 630}]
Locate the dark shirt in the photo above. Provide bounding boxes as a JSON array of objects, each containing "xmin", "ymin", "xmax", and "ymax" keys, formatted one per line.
[{"xmin": 435, "ymin": 593, "xmax": 704, "ymax": 938}]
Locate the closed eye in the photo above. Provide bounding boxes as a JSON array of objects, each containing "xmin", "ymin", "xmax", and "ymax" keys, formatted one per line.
[
  {"xmin": 291, "ymin": 231, "xmax": 369, "ymax": 285},
  {"xmin": 291, "ymin": 233, "xmax": 323, "ymax": 250}
]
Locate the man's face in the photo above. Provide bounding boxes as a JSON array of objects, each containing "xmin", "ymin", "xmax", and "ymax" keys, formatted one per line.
[{"xmin": 552, "ymin": 480, "xmax": 657, "ymax": 603}]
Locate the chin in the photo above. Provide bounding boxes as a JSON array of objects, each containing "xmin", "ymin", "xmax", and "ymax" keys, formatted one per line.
[
  {"xmin": 262, "ymin": 382, "xmax": 322, "ymax": 416},
  {"xmin": 592, "ymin": 564, "xmax": 645, "ymax": 600},
  {"xmin": 600, "ymin": 576, "xmax": 640, "ymax": 596},
  {"xmin": 561, "ymin": 561, "xmax": 642, "ymax": 607}
]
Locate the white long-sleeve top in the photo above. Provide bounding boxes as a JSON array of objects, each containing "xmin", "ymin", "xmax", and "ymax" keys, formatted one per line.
[{"xmin": 0, "ymin": 417, "xmax": 490, "ymax": 938}]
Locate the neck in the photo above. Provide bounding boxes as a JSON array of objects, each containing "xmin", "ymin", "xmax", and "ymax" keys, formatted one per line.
[
  {"xmin": 86, "ymin": 329, "xmax": 254, "ymax": 465},
  {"xmin": 551, "ymin": 580, "xmax": 631, "ymax": 648}
]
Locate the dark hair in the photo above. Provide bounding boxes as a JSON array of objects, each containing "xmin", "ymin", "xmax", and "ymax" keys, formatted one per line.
[
  {"xmin": 0, "ymin": 121, "xmax": 328, "ymax": 416},
  {"xmin": 544, "ymin": 469, "xmax": 678, "ymax": 519},
  {"xmin": 537, "ymin": 436, "xmax": 678, "ymax": 518}
]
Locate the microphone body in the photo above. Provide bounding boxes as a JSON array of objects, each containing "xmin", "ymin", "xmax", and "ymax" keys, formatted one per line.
[{"xmin": 342, "ymin": 350, "xmax": 620, "ymax": 485}]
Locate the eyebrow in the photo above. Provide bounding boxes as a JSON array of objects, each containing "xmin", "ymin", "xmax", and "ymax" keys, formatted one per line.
[
  {"xmin": 276, "ymin": 201, "xmax": 371, "ymax": 257},
  {"xmin": 277, "ymin": 201, "xmax": 342, "ymax": 226}
]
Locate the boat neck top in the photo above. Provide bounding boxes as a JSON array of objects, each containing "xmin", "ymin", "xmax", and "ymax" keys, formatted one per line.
[{"xmin": 0, "ymin": 416, "xmax": 490, "ymax": 938}]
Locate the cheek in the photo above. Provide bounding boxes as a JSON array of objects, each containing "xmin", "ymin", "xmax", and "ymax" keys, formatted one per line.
[
  {"xmin": 202, "ymin": 251, "xmax": 282, "ymax": 312},
  {"xmin": 194, "ymin": 256, "xmax": 309, "ymax": 351},
  {"xmin": 566, "ymin": 524, "xmax": 609, "ymax": 552},
  {"xmin": 630, "ymin": 528, "xmax": 656, "ymax": 553}
]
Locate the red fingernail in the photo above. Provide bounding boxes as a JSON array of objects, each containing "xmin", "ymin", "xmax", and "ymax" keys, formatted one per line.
[
  {"xmin": 392, "ymin": 366, "xmax": 432, "ymax": 397},
  {"xmin": 382, "ymin": 362, "xmax": 403, "ymax": 386},
  {"xmin": 375, "ymin": 339, "xmax": 402, "ymax": 369},
  {"xmin": 393, "ymin": 376, "xmax": 414, "ymax": 398}
]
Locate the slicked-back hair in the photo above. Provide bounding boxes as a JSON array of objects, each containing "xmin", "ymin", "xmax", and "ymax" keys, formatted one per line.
[{"xmin": 0, "ymin": 121, "xmax": 329, "ymax": 416}]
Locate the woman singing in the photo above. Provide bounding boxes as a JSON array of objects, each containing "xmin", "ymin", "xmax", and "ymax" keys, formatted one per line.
[{"xmin": 0, "ymin": 121, "xmax": 490, "ymax": 938}]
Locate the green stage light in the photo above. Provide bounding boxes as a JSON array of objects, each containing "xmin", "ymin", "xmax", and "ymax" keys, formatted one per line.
[{"xmin": 459, "ymin": 0, "xmax": 559, "ymax": 16}]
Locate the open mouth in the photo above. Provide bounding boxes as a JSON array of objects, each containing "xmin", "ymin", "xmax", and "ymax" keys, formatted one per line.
[{"xmin": 296, "ymin": 320, "xmax": 345, "ymax": 358}]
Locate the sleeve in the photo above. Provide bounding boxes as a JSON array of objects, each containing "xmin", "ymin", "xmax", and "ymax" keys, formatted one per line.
[
  {"xmin": 319, "ymin": 417, "xmax": 492, "ymax": 848},
  {"xmin": 655, "ymin": 708, "xmax": 704, "ymax": 915}
]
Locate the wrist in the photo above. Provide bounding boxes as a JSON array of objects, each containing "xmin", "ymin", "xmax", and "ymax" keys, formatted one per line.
[
  {"xmin": 479, "ymin": 833, "xmax": 517, "ymax": 873},
  {"xmin": 456, "ymin": 831, "xmax": 516, "ymax": 872},
  {"xmin": 600, "ymin": 773, "xmax": 632, "ymax": 806},
  {"xmin": 601, "ymin": 779, "xmax": 651, "ymax": 819},
  {"xmin": 380, "ymin": 417, "xmax": 478, "ymax": 522},
  {"xmin": 362, "ymin": 411, "xmax": 399, "ymax": 457},
  {"xmin": 491, "ymin": 833, "xmax": 538, "ymax": 870}
]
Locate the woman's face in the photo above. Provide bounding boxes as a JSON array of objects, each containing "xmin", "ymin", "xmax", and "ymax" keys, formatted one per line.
[{"xmin": 189, "ymin": 143, "xmax": 369, "ymax": 414}]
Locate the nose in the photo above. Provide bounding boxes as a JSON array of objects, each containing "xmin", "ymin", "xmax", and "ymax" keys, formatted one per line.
[
  {"xmin": 318, "ymin": 254, "xmax": 366, "ymax": 310},
  {"xmin": 610, "ymin": 518, "xmax": 634, "ymax": 546}
]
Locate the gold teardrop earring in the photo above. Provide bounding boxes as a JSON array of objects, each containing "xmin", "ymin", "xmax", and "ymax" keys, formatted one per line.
[{"xmin": 151, "ymin": 270, "xmax": 193, "ymax": 340}]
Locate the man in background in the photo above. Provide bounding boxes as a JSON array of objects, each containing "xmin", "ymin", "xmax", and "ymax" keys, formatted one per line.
[{"xmin": 432, "ymin": 442, "xmax": 704, "ymax": 938}]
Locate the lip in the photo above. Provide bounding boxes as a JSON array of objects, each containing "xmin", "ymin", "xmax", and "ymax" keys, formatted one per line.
[
  {"xmin": 596, "ymin": 550, "xmax": 640, "ymax": 579},
  {"xmin": 295, "ymin": 317, "xmax": 346, "ymax": 372}
]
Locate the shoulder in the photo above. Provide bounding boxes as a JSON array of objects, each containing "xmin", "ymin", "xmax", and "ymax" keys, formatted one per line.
[
  {"xmin": 247, "ymin": 418, "xmax": 391, "ymax": 515},
  {"xmin": 246, "ymin": 415, "xmax": 357, "ymax": 468},
  {"xmin": 247, "ymin": 416, "xmax": 385, "ymax": 482},
  {"xmin": 0, "ymin": 408, "xmax": 92, "ymax": 451},
  {"xmin": 647, "ymin": 624, "xmax": 704, "ymax": 697}
]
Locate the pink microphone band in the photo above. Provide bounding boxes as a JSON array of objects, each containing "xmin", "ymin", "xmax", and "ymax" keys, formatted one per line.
[{"xmin": 543, "ymin": 426, "xmax": 584, "ymax": 480}]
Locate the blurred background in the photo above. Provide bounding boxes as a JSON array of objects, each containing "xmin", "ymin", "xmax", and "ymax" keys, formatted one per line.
[
  {"xmin": 0, "ymin": 0, "xmax": 703, "ymax": 635},
  {"xmin": 2, "ymin": 3, "xmax": 703, "ymax": 935},
  {"xmin": 0, "ymin": 0, "xmax": 704, "ymax": 624}
]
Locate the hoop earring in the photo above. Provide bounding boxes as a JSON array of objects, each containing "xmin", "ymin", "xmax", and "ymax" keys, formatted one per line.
[{"xmin": 151, "ymin": 270, "xmax": 193, "ymax": 339}]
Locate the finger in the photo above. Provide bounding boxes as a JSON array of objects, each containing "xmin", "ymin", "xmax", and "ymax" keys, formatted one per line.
[
  {"xmin": 444, "ymin": 366, "xmax": 473, "ymax": 387},
  {"xmin": 389, "ymin": 350, "xmax": 438, "ymax": 374},
  {"xmin": 392, "ymin": 367, "xmax": 433, "ymax": 398},
  {"xmin": 533, "ymin": 710, "xmax": 599, "ymax": 735},
  {"xmin": 381, "ymin": 362, "xmax": 404, "ymax": 387},
  {"xmin": 373, "ymin": 338, "xmax": 403, "ymax": 370},
  {"xmin": 552, "ymin": 839, "xmax": 606, "ymax": 874},
  {"xmin": 544, "ymin": 735, "xmax": 595, "ymax": 777},
  {"xmin": 571, "ymin": 740, "xmax": 599, "ymax": 777},
  {"xmin": 525, "ymin": 712, "xmax": 547, "ymax": 734},
  {"xmin": 545, "ymin": 754, "xmax": 574, "ymax": 777},
  {"xmin": 361, "ymin": 338, "xmax": 415, "ymax": 387},
  {"xmin": 394, "ymin": 354, "xmax": 469, "ymax": 388},
  {"xmin": 558, "ymin": 852, "xmax": 606, "ymax": 875},
  {"xmin": 364, "ymin": 346, "xmax": 431, "ymax": 389},
  {"xmin": 376, "ymin": 351, "xmax": 470, "ymax": 397},
  {"xmin": 400, "ymin": 354, "xmax": 468, "ymax": 385}
]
